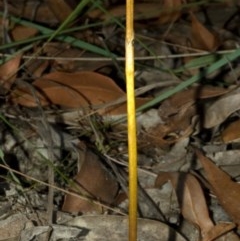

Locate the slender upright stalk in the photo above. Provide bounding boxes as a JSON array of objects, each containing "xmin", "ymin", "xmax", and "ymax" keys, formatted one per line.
[{"xmin": 125, "ymin": 0, "xmax": 137, "ymax": 240}]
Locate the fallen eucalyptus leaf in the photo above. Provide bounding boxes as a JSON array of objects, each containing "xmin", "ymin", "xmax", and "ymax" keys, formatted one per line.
[
  {"xmin": 158, "ymin": 85, "xmax": 231, "ymax": 121},
  {"xmin": 155, "ymin": 172, "xmax": 214, "ymax": 237},
  {"xmin": 0, "ymin": 54, "xmax": 21, "ymax": 93},
  {"xmin": 203, "ymin": 87, "xmax": 240, "ymax": 128},
  {"xmin": 190, "ymin": 12, "xmax": 219, "ymax": 51},
  {"xmin": 62, "ymin": 148, "xmax": 119, "ymax": 214},
  {"xmin": 221, "ymin": 119, "xmax": 240, "ymax": 143},
  {"xmin": 195, "ymin": 149, "xmax": 240, "ymax": 227},
  {"xmin": 202, "ymin": 222, "xmax": 237, "ymax": 241},
  {"xmin": 157, "ymin": 0, "xmax": 182, "ymax": 24},
  {"xmin": 11, "ymin": 71, "xmax": 148, "ymax": 115}
]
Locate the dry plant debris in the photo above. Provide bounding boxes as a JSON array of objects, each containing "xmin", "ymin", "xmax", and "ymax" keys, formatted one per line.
[{"xmin": 0, "ymin": 0, "xmax": 240, "ymax": 240}]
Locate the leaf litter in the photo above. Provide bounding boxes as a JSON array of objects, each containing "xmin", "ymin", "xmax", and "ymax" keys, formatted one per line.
[{"xmin": 0, "ymin": 0, "xmax": 240, "ymax": 240}]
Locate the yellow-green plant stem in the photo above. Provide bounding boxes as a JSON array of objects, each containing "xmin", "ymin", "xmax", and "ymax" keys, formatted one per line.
[{"xmin": 126, "ymin": 0, "xmax": 137, "ymax": 240}]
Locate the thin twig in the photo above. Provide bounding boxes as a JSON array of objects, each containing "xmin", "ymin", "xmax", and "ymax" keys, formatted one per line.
[{"xmin": 0, "ymin": 49, "xmax": 237, "ymax": 61}]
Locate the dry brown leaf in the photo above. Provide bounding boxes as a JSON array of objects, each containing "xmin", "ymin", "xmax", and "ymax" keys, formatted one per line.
[
  {"xmin": 204, "ymin": 87, "xmax": 240, "ymax": 128},
  {"xmin": 155, "ymin": 172, "xmax": 214, "ymax": 236},
  {"xmin": 0, "ymin": 1, "xmax": 58, "ymax": 25},
  {"xmin": 33, "ymin": 71, "xmax": 124, "ymax": 107},
  {"xmin": 202, "ymin": 222, "xmax": 237, "ymax": 241},
  {"xmin": 47, "ymin": 0, "xmax": 73, "ymax": 23},
  {"xmin": 158, "ymin": 85, "xmax": 231, "ymax": 121},
  {"xmin": 88, "ymin": 0, "xmax": 182, "ymax": 23},
  {"xmin": 88, "ymin": 3, "xmax": 164, "ymax": 20},
  {"xmin": 62, "ymin": 148, "xmax": 119, "ymax": 214},
  {"xmin": 190, "ymin": 12, "xmax": 220, "ymax": 51},
  {"xmin": 143, "ymin": 86, "xmax": 231, "ymax": 148},
  {"xmin": 11, "ymin": 71, "xmax": 148, "ymax": 115},
  {"xmin": 11, "ymin": 25, "xmax": 38, "ymax": 41},
  {"xmin": 221, "ymin": 119, "xmax": 240, "ymax": 143},
  {"xmin": 25, "ymin": 59, "xmax": 50, "ymax": 79},
  {"xmin": 143, "ymin": 105, "xmax": 195, "ymax": 148},
  {"xmin": 195, "ymin": 149, "xmax": 240, "ymax": 227},
  {"xmin": 0, "ymin": 55, "xmax": 21, "ymax": 93},
  {"xmin": 157, "ymin": 0, "xmax": 182, "ymax": 24},
  {"xmin": 43, "ymin": 44, "xmax": 109, "ymax": 72},
  {"xmin": 155, "ymin": 172, "xmax": 238, "ymax": 240}
]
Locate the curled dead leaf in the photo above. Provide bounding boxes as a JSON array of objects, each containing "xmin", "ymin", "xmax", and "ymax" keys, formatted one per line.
[
  {"xmin": 155, "ymin": 172, "xmax": 214, "ymax": 236},
  {"xmin": 195, "ymin": 149, "xmax": 240, "ymax": 228},
  {"xmin": 155, "ymin": 171, "xmax": 238, "ymax": 240},
  {"xmin": 190, "ymin": 12, "xmax": 220, "ymax": 51},
  {"xmin": 0, "ymin": 55, "xmax": 21, "ymax": 93},
  {"xmin": 157, "ymin": 0, "xmax": 182, "ymax": 24},
  {"xmin": 143, "ymin": 86, "xmax": 230, "ymax": 149},
  {"xmin": 158, "ymin": 85, "xmax": 231, "ymax": 122},
  {"xmin": 142, "ymin": 108, "xmax": 194, "ymax": 149},
  {"xmin": 203, "ymin": 87, "xmax": 240, "ymax": 128},
  {"xmin": 201, "ymin": 222, "xmax": 237, "ymax": 241},
  {"xmin": 221, "ymin": 119, "xmax": 240, "ymax": 143},
  {"xmin": 62, "ymin": 148, "xmax": 119, "ymax": 214}
]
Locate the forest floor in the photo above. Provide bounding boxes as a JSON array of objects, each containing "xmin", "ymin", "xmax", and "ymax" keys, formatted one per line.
[{"xmin": 0, "ymin": 1, "xmax": 240, "ymax": 240}]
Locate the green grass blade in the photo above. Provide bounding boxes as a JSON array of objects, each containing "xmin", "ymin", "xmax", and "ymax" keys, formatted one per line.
[
  {"xmin": 0, "ymin": 44, "xmax": 33, "ymax": 64},
  {"xmin": 173, "ymin": 54, "xmax": 220, "ymax": 73},
  {"xmin": 0, "ymin": 20, "xmax": 104, "ymax": 51},
  {"xmin": 0, "ymin": 12, "xmax": 116, "ymax": 57}
]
